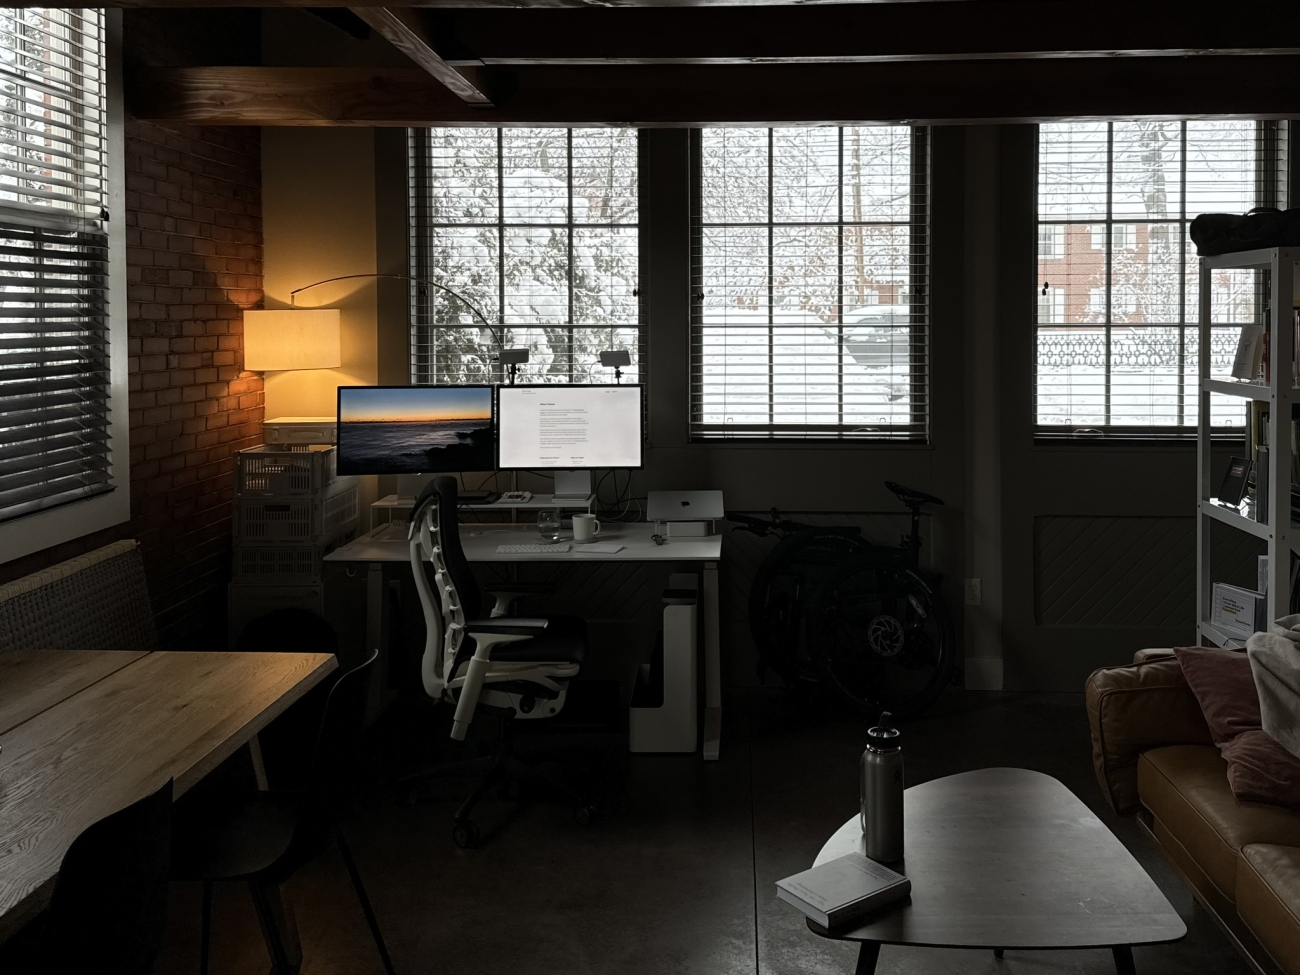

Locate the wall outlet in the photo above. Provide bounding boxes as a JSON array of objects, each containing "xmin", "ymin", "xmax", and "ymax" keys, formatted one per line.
[{"xmin": 964, "ymin": 578, "xmax": 982, "ymax": 606}]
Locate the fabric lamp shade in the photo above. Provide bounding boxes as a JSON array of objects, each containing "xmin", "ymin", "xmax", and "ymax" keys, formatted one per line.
[{"xmin": 244, "ymin": 309, "xmax": 342, "ymax": 371}]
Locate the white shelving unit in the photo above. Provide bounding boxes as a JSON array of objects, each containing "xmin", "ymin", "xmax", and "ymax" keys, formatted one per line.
[{"xmin": 1197, "ymin": 247, "xmax": 1300, "ymax": 646}]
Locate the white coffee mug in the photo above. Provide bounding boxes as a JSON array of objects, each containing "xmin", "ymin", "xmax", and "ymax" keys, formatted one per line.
[{"xmin": 572, "ymin": 513, "xmax": 602, "ymax": 542}]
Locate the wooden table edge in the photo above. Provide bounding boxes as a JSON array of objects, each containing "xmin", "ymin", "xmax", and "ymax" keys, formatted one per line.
[
  {"xmin": 0, "ymin": 650, "xmax": 338, "ymax": 943},
  {"xmin": 805, "ymin": 914, "xmax": 1189, "ymax": 948}
]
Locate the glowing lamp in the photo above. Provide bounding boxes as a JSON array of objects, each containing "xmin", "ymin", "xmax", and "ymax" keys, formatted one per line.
[{"xmin": 243, "ymin": 309, "xmax": 341, "ymax": 371}]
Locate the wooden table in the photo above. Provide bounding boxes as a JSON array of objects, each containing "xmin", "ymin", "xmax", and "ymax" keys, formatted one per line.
[
  {"xmin": 0, "ymin": 650, "xmax": 337, "ymax": 941},
  {"xmin": 810, "ymin": 768, "xmax": 1186, "ymax": 974}
]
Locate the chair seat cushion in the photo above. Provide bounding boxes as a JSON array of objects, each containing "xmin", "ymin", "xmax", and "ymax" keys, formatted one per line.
[
  {"xmin": 464, "ymin": 614, "xmax": 587, "ymax": 665},
  {"xmin": 1138, "ymin": 745, "xmax": 1300, "ymax": 904},
  {"xmin": 171, "ymin": 792, "xmax": 299, "ymax": 882},
  {"xmin": 1238, "ymin": 844, "xmax": 1300, "ymax": 975}
]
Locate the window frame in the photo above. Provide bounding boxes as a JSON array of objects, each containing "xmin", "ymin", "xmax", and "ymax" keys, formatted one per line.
[
  {"xmin": 407, "ymin": 127, "xmax": 644, "ymax": 388},
  {"xmin": 687, "ymin": 125, "xmax": 931, "ymax": 444},
  {"xmin": 1032, "ymin": 119, "xmax": 1288, "ymax": 442},
  {"xmin": 0, "ymin": 10, "xmax": 128, "ymax": 563}
]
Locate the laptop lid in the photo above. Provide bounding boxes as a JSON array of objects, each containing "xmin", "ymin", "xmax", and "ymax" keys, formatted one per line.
[{"xmin": 647, "ymin": 490, "xmax": 725, "ymax": 522}]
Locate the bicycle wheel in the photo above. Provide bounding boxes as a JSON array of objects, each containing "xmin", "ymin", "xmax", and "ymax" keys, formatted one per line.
[
  {"xmin": 807, "ymin": 554, "xmax": 955, "ymax": 718},
  {"xmin": 747, "ymin": 528, "xmax": 869, "ymax": 685}
]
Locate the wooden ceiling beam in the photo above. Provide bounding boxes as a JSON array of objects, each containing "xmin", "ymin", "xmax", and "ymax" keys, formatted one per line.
[
  {"xmin": 428, "ymin": 1, "xmax": 1300, "ymax": 65},
  {"xmin": 127, "ymin": 58, "xmax": 1300, "ymax": 127},
  {"xmin": 348, "ymin": 7, "xmax": 491, "ymax": 105}
]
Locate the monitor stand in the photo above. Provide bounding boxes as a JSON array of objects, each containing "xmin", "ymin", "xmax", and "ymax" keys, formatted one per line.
[{"xmin": 552, "ymin": 470, "xmax": 592, "ymax": 503}]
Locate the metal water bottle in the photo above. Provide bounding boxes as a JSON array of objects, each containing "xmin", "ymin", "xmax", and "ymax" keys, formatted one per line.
[{"xmin": 860, "ymin": 711, "xmax": 904, "ymax": 863}]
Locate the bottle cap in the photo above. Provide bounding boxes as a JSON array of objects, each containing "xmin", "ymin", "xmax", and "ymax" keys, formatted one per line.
[{"xmin": 867, "ymin": 711, "xmax": 901, "ymax": 748}]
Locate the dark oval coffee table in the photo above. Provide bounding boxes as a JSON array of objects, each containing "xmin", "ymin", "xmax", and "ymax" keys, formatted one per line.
[{"xmin": 809, "ymin": 767, "xmax": 1186, "ymax": 974}]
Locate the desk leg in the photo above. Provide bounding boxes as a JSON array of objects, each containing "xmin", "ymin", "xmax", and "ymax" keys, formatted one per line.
[
  {"xmin": 366, "ymin": 562, "xmax": 384, "ymax": 658},
  {"xmin": 703, "ymin": 561, "xmax": 721, "ymax": 761}
]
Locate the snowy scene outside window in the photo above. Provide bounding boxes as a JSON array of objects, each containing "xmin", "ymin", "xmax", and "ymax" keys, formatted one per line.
[
  {"xmin": 692, "ymin": 127, "xmax": 929, "ymax": 441},
  {"xmin": 1036, "ymin": 120, "xmax": 1288, "ymax": 434},
  {"xmin": 408, "ymin": 128, "xmax": 639, "ymax": 386}
]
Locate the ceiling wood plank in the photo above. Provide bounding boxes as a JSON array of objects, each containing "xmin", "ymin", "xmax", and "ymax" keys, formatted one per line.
[
  {"xmin": 349, "ymin": 7, "xmax": 491, "ymax": 105},
  {"xmin": 429, "ymin": 1, "xmax": 1300, "ymax": 65},
  {"xmin": 127, "ymin": 59, "xmax": 1300, "ymax": 127}
]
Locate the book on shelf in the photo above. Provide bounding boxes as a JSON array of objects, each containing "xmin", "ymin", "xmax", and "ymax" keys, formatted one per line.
[
  {"xmin": 776, "ymin": 853, "xmax": 911, "ymax": 930},
  {"xmin": 1233, "ymin": 324, "xmax": 1266, "ymax": 381},
  {"xmin": 1211, "ymin": 583, "xmax": 1268, "ymax": 639}
]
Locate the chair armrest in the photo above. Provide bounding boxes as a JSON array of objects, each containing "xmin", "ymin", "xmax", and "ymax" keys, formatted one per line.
[
  {"xmin": 465, "ymin": 618, "xmax": 548, "ymax": 636},
  {"xmin": 484, "ymin": 584, "xmax": 555, "ymax": 617},
  {"xmin": 1085, "ymin": 656, "xmax": 1212, "ymax": 816}
]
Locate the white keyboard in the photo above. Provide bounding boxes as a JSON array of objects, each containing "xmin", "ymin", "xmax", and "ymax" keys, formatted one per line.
[{"xmin": 494, "ymin": 542, "xmax": 572, "ymax": 555}]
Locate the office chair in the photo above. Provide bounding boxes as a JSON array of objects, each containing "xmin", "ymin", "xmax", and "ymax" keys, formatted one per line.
[
  {"xmin": 405, "ymin": 475, "xmax": 596, "ymax": 848},
  {"xmin": 37, "ymin": 778, "xmax": 173, "ymax": 975},
  {"xmin": 170, "ymin": 649, "xmax": 395, "ymax": 975}
]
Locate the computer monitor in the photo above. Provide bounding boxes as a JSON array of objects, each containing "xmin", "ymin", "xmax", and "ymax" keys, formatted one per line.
[
  {"xmin": 497, "ymin": 384, "xmax": 643, "ymax": 470},
  {"xmin": 336, "ymin": 385, "xmax": 495, "ymax": 476}
]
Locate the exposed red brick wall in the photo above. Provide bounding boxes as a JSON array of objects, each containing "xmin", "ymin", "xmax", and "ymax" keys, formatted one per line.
[
  {"xmin": 125, "ymin": 120, "xmax": 264, "ymax": 644},
  {"xmin": 0, "ymin": 121, "xmax": 264, "ymax": 648}
]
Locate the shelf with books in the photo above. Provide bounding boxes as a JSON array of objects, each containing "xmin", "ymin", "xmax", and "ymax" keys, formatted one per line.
[{"xmin": 1197, "ymin": 247, "xmax": 1300, "ymax": 646}]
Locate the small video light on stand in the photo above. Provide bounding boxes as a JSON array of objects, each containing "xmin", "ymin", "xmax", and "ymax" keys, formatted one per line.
[
  {"xmin": 499, "ymin": 348, "xmax": 530, "ymax": 385},
  {"xmin": 599, "ymin": 349, "xmax": 632, "ymax": 383}
]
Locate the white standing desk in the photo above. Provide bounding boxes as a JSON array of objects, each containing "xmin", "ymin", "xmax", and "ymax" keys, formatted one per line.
[{"xmin": 325, "ymin": 522, "xmax": 725, "ymax": 759}]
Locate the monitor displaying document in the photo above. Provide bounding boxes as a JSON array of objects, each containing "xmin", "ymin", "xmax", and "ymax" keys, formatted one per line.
[
  {"xmin": 497, "ymin": 384, "xmax": 643, "ymax": 470},
  {"xmin": 336, "ymin": 385, "xmax": 496, "ymax": 475}
]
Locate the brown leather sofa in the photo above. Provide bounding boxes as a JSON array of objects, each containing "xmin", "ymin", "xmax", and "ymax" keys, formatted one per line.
[{"xmin": 1086, "ymin": 652, "xmax": 1300, "ymax": 975}]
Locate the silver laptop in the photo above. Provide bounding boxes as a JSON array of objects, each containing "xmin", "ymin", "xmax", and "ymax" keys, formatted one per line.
[{"xmin": 647, "ymin": 490, "xmax": 725, "ymax": 523}]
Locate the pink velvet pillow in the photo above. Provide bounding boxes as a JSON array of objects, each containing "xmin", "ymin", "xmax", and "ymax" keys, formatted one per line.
[
  {"xmin": 1173, "ymin": 647, "xmax": 1261, "ymax": 744},
  {"xmin": 1173, "ymin": 646, "xmax": 1300, "ymax": 808},
  {"xmin": 1219, "ymin": 731, "xmax": 1300, "ymax": 810}
]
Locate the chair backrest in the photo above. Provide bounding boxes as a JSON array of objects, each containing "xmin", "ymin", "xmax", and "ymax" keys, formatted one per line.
[
  {"xmin": 0, "ymin": 540, "xmax": 157, "ymax": 652},
  {"xmin": 279, "ymin": 649, "xmax": 377, "ymax": 873},
  {"xmin": 428, "ymin": 476, "xmax": 482, "ymax": 621},
  {"xmin": 42, "ymin": 778, "xmax": 173, "ymax": 975}
]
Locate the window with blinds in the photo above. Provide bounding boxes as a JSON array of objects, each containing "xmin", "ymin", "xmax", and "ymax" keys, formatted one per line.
[
  {"xmin": 0, "ymin": 8, "xmax": 110, "ymax": 524},
  {"xmin": 1036, "ymin": 120, "xmax": 1288, "ymax": 436},
  {"xmin": 408, "ymin": 127, "xmax": 640, "ymax": 386},
  {"xmin": 690, "ymin": 126, "xmax": 929, "ymax": 441}
]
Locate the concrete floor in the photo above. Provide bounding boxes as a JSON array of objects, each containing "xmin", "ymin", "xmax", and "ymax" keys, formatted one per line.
[{"xmin": 154, "ymin": 688, "xmax": 1252, "ymax": 975}]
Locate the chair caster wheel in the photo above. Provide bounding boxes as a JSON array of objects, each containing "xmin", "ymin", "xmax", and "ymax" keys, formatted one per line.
[
  {"xmin": 452, "ymin": 821, "xmax": 480, "ymax": 849},
  {"xmin": 574, "ymin": 804, "xmax": 598, "ymax": 827}
]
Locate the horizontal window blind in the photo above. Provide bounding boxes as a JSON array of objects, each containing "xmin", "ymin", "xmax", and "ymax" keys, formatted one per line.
[
  {"xmin": 690, "ymin": 126, "xmax": 929, "ymax": 441},
  {"xmin": 408, "ymin": 127, "xmax": 641, "ymax": 386},
  {"xmin": 0, "ymin": 9, "xmax": 110, "ymax": 523},
  {"xmin": 1036, "ymin": 119, "xmax": 1288, "ymax": 437}
]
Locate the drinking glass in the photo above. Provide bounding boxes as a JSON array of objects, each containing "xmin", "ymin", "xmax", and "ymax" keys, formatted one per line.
[{"xmin": 537, "ymin": 509, "xmax": 562, "ymax": 541}]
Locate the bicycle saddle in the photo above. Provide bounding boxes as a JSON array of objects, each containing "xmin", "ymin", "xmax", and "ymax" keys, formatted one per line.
[{"xmin": 885, "ymin": 481, "xmax": 945, "ymax": 507}]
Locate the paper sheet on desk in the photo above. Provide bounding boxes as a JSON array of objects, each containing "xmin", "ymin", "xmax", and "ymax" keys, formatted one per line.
[{"xmin": 579, "ymin": 542, "xmax": 624, "ymax": 554}]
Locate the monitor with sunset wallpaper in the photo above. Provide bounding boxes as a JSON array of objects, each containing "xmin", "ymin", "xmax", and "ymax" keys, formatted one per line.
[{"xmin": 336, "ymin": 386, "xmax": 496, "ymax": 475}]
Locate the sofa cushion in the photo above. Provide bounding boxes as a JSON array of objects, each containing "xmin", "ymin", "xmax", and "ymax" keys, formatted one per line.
[
  {"xmin": 1138, "ymin": 745, "xmax": 1300, "ymax": 903},
  {"xmin": 1174, "ymin": 646, "xmax": 1261, "ymax": 744},
  {"xmin": 1221, "ymin": 730, "xmax": 1300, "ymax": 810},
  {"xmin": 1237, "ymin": 845, "xmax": 1300, "ymax": 975}
]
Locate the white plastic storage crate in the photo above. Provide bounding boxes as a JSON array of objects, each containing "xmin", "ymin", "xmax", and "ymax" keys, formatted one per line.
[
  {"xmin": 228, "ymin": 583, "xmax": 325, "ymax": 650},
  {"xmin": 232, "ymin": 536, "xmax": 354, "ymax": 586},
  {"xmin": 236, "ymin": 445, "xmax": 337, "ymax": 498},
  {"xmin": 235, "ymin": 476, "xmax": 359, "ymax": 545}
]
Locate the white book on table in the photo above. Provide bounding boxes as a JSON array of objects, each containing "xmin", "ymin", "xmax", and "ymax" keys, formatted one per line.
[{"xmin": 776, "ymin": 852, "xmax": 911, "ymax": 929}]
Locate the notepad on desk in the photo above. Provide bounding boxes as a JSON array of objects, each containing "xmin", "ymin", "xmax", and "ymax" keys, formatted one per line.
[
  {"xmin": 776, "ymin": 853, "xmax": 910, "ymax": 929},
  {"xmin": 578, "ymin": 541, "xmax": 624, "ymax": 554}
]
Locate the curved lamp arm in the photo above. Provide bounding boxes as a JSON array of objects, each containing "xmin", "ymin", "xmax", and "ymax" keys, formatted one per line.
[{"xmin": 289, "ymin": 273, "xmax": 503, "ymax": 347}]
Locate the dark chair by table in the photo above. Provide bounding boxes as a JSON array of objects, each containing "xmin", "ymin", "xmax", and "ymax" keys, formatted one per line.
[
  {"xmin": 170, "ymin": 648, "xmax": 395, "ymax": 975},
  {"xmin": 43, "ymin": 778, "xmax": 174, "ymax": 975}
]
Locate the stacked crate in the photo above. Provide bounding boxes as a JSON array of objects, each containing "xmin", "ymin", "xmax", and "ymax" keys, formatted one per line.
[{"xmin": 228, "ymin": 444, "xmax": 360, "ymax": 646}]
